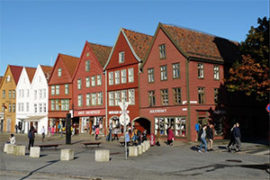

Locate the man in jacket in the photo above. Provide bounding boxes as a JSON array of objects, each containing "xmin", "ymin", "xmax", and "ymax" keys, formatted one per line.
[{"xmin": 233, "ymin": 123, "xmax": 241, "ymax": 152}]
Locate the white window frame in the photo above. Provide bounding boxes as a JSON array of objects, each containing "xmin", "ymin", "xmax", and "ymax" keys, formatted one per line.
[
  {"xmin": 77, "ymin": 79, "xmax": 82, "ymax": 90},
  {"xmin": 128, "ymin": 89, "xmax": 135, "ymax": 105},
  {"xmin": 86, "ymin": 77, "xmax": 90, "ymax": 88},
  {"xmin": 86, "ymin": 93, "xmax": 91, "ymax": 106},
  {"xmin": 109, "ymin": 72, "xmax": 114, "ymax": 85},
  {"xmin": 97, "ymin": 92, "xmax": 103, "ymax": 105},
  {"xmin": 160, "ymin": 65, "xmax": 167, "ymax": 81},
  {"xmin": 121, "ymin": 69, "xmax": 127, "ymax": 84},
  {"xmin": 172, "ymin": 63, "xmax": 180, "ymax": 79},
  {"xmin": 128, "ymin": 68, "xmax": 134, "ymax": 83},
  {"xmin": 91, "ymin": 93, "xmax": 97, "ymax": 106},
  {"xmin": 56, "ymin": 85, "xmax": 60, "ymax": 95},
  {"xmin": 109, "ymin": 92, "xmax": 115, "ymax": 106},
  {"xmin": 198, "ymin": 63, "xmax": 204, "ymax": 79},
  {"xmin": 78, "ymin": 95, "xmax": 82, "ymax": 107},
  {"xmin": 97, "ymin": 75, "xmax": 102, "ymax": 86},
  {"xmin": 91, "ymin": 76, "xmax": 96, "ymax": 87},
  {"xmin": 119, "ymin": 51, "xmax": 125, "ymax": 63},
  {"xmin": 115, "ymin": 71, "xmax": 120, "ymax": 84},
  {"xmin": 214, "ymin": 65, "xmax": 220, "ymax": 80},
  {"xmin": 148, "ymin": 68, "xmax": 154, "ymax": 83}
]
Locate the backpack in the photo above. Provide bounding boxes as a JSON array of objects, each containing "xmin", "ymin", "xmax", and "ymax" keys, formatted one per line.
[{"xmin": 28, "ymin": 130, "xmax": 33, "ymax": 139}]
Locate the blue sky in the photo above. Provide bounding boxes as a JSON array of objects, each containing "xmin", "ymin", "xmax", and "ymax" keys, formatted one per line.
[{"xmin": 0, "ymin": 0, "xmax": 269, "ymax": 76}]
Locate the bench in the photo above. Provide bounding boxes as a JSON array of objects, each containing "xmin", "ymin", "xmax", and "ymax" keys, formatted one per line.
[
  {"xmin": 82, "ymin": 142, "xmax": 101, "ymax": 148},
  {"xmin": 38, "ymin": 144, "xmax": 60, "ymax": 150}
]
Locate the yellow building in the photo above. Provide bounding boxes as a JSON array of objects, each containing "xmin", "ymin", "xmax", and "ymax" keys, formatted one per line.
[{"xmin": 0, "ymin": 65, "xmax": 23, "ymax": 133}]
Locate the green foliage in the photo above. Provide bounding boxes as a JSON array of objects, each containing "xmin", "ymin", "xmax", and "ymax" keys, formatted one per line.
[{"xmin": 226, "ymin": 17, "xmax": 270, "ymax": 101}]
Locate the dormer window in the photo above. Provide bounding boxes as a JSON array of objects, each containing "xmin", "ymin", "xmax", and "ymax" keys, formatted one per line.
[
  {"xmin": 119, "ymin": 51, "xmax": 125, "ymax": 63},
  {"xmin": 58, "ymin": 68, "xmax": 62, "ymax": 77},
  {"xmin": 85, "ymin": 60, "xmax": 90, "ymax": 72},
  {"xmin": 6, "ymin": 75, "xmax": 10, "ymax": 82}
]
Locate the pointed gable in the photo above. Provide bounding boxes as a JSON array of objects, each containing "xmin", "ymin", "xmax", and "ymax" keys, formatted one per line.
[
  {"xmin": 60, "ymin": 54, "xmax": 80, "ymax": 77},
  {"xmin": 122, "ymin": 28, "xmax": 153, "ymax": 61},
  {"xmin": 40, "ymin": 65, "xmax": 53, "ymax": 81},
  {"xmin": 9, "ymin": 65, "xmax": 23, "ymax": 85},
  {"xmin": 160, "ymin": 23, "xmax": 240, "ymax": 63},
  {"xmin": 88, "ymin": 42, "xmax": 112, "ymax": 67},
  {"xmin": 25, "ymin": 67, "xmax": 36, "ymax": 83}
]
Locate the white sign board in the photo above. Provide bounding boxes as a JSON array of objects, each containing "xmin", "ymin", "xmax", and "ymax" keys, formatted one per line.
[{"xmin": 119, "ymin": 113, "xmax": 130, "ymax": 125}]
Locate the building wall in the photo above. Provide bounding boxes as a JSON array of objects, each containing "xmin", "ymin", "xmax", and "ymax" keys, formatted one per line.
[
  {"xmin": 106, "ymin": 32, "xmax": 140, "ymax": 126},
  {"xmin": 0, "ymin": 67, "xmax": 17, "ymax": 133}
]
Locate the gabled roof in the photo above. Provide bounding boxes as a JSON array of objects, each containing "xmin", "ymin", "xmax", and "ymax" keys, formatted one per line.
[
  {"xmin": 59, "ymin": 54, "xmax": 80, "ymax": 77},
  {"xmin": 160, "ymin": 23, "xmax": 240, "ymax": 63},
  {"xmin": 0, "ymin": 76, "xmax": 3, "ymax": 85},
  {"xmin": 88, "ymin": 42, "xmax": 112, "ymax": 67},
  {"xmin": 122, "ymin": 28, "xmax": 153, "ymax": 62},
  {"xmin": 40, "ymin": 65, "xmax": 53, "ymax": 81},
  {"xmin": 25, "ymin": 67, "xmax": 36, "ymax": 83},
  {"xmin": 9, "ymin": 65, "xmax": 23, "ymax": 85}
]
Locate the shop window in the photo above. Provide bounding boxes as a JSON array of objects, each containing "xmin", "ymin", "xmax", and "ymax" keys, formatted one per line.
[{"xmin": 155, "ymin": 117, "xmax": 186, "ymax": 137}]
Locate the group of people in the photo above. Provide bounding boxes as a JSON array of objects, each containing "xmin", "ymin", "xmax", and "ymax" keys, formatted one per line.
[{"xmin": 197, "ymin": 123, "xmax": 214, "ymax": 153}]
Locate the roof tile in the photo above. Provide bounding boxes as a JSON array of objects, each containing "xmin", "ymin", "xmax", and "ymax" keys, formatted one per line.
[
  {"xmin": 25, "ymin": 67, "xmax": 36, "ymax": 83},
  {"xmin": 59, "ymin": 54, "xmax": 80, "ymax": 77},
  {"xmin": 9, "ymin": 65, "xmax": 23, "ymax": 85},
  {"xmin": 88, "ymin": 42, "xmax": 112, "ymax": 67}
]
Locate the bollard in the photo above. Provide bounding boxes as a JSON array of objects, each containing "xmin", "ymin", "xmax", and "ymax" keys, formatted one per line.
[
  {"xmin": 30, "ymin": 147, "xmax": 40, "ymax": 158},
  {"xmin": 60, "ymin": 149, "xmax": 74, "ymax": 161},
  {"xmin": 6, "ymin": 144, "xmax": 15, "ymax": 154},
  {"xmin": 129, "ymin": 146, "xmax": 138, "ymax": 157},
  {"xmin": 95, "ymin": 150, "xmax": 110, "ymax": 162},
  {"xmin": 14, "ymin": 145, "xmax": 26, "ymax": 156}
]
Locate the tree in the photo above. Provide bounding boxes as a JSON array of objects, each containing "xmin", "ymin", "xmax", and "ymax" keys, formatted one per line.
[{"xmin": 226, "ymin": 17, "xmax": 270, "ymax": 101}]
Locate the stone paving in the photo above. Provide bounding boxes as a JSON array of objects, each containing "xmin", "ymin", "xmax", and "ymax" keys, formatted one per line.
[{"xmin": 0, "ymin": 133, "xmax": 269, "ymax": 180}]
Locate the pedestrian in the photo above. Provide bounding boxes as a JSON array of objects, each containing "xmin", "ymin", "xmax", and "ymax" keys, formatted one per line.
[
  {"xmin": 95, "ymin": 125, "xmax": 100, "ymax": 140},
  {"xmin": 7, "ymin": 134, "xmax": 16, "ymax": 144},
  {"xmin": 142, "ymin": 129, "xmax": 147, "ymax": 142},
  {"xmin": 167, "ymin": 126, "xmax": 175, "ymax": 146},
  {"xmin": 15, "ymin": 124, "xmax": 18, "ymax": 134},
  {"xmin": 112, "ymin": 127, "xmax": 119, "ymax": 141},
  {"xmin": 198, "ymin": 125, "xmax": 207, "ymax": 152},
  {"xmin": 233, "ymin": 123, "xmax": 241, "ymax": 152},
  {"xmin": 227, "ymin": 123, "xmax": 236, "ymax": 152},
  {"xmin": 41, "ymin": 126, "xmax": 45, "ymax": 142},
  {"xmin": 195, "ymin": 122, "xmax": 200, "ymax": 142},
  {"xmin": 125, "ymin": 130, "xmax": 130, "ymax": 146},
  {"xmin": 206, "ymin": 124, "xmax": 214, "ymax": 151},
  {"xmin": 28, "ymin": 126, "xmax": 36, "ymax": 150},
  {"xmin": 156, "ymin": 128, "xmax": 161, "ymax": 146}
]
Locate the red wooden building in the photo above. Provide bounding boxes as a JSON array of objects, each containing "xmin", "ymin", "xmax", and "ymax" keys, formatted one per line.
[
  {"xmin": 104, "ymin": 28, "xmax": 152, "ymax": 133},
  {"xmin": 48, "ymin": 53, "xmax": 79, "ymax": 132},
  {"xmin": 139, "ymin": 23, "xmax": 239, "ymax": 141},
  {"xmin": 72, "ymin": 41, "xmax": 112, "ymax": 135}
]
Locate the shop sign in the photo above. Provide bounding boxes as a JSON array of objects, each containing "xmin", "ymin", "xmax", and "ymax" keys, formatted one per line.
[
  {"xmin": 77, "ymin": 110, "xmax": 103, "ymax": 116},
  {"xmin": 149, "ymin": 109, "xmax": 167, "ymax": 114},
  {"xmin": 109, "ymin": 110, "xmax": 130, "ymax": 115}
]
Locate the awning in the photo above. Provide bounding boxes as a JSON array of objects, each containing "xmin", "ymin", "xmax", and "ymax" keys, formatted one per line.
[{"xmin": 24, "ymin": 116, "xmax": 46, "ymax": 122}]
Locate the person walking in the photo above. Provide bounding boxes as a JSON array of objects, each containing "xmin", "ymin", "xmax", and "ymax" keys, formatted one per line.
[
  {"xmin": 41, "ymin": 126, "xmax": 45, "ymax": 142},
  {"xmin": 206, "ymin": 124, "xmax": 214, "ymax": 151},
  {"xmin": 233, "ymin": 123, "xmax": 241, "ymax": 152},
  {"xmin": 28, "ymin": 126, "xmax": 36, "ymax": 150},
  {"xmin": 195, "ymin": 122, "xmax": 200, "ymax": 142},
  {"xmin": 227, "ymin": 123, "xmax": 236, "ymax": 152},
  {"xmin": 167, "ymin": 126, "xmax": 175, "ymax": 146},
  {"xmin": 156, "ymin": 128, "xmax": 161, "ymax": 146},
  {"xmin": 198, "ymin": 125, "xmax": 207, "ymax": 153},
  {"xmin": 95, "ymin": 125, "xmax": 100, "ymax": 140}
]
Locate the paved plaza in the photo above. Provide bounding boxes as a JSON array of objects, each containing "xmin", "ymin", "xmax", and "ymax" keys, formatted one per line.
[{"xmin": 0, "ymin": 133, "xmax": 269, "ymax": 180}]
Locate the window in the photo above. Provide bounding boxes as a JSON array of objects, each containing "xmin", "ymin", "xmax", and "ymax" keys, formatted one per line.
[
  {"xmin": 26, "ymin": 102, "xmax": 29, "ymax": 112},
  {"xmin": 21, "ymin": 103, "xmax": 24, "ymax": 112},
  {"xmin": 119, "ymin": 51, "xmax": 125, "ymax": 63},
  {"xmin": 97, "ymin": 75, "xmax": 102, "ymax": 86},
  {"xmin": 85, "ymin": 77, "xmax": 90, "ymax": 88},
  {"xmin": 198, "ymin": 87, "xmax": 205, "ymax": 104},
  {"xmin": 12, "ymin": 103, "xmax": 15, "ymax": 112},
  {"xmin": 148, "ymin": 68, "xmax": 154, "ymax": 83},
  {"xmin": 39, "ymin": 89, "xmax": 42, "ymax": 99},
  {"xmin": 51, "ymin": 100, "xmax": 55, "ymax": 111},
  {"xmin": 128, "ymin": 89, "xmax": 135, "ymax": 105},
  {"xmin": 58, "ymin": 68, "xmax": 62, "ymax": 77},
  {"xmin": 51, "ymin": 86, "xmax": 55, "ymax": 95},
  {"xmin": 43, "ymin": 103, "xmax": 46, "ymax": 112},
  {"xmin": 109, "ymin": 92, "xmax": 115, "ymax": 106},
  {"xmin": 27, "ymin": 89, "xmax": 30, "ymax": 97},
  {"xmin": 97, "ymin": 92, "xmax": 103, "ymax": 105},
  {"xmin": 173, "ymin": 88, "xmax": 182, "ymax": 104},
  {"xmin": 61, "ymin": 99, "xmax": 68, "ymax": 111},
  {"xmin": 85, "ymin": 94, "xmax": 90, "ymax": 106},
  {"xmin": 8, "ymin": 90, "xmax": 11, "ymax": 99},
  {"xmin": 2, "ymin": 90, "xmax": 5, "ymax": 98},
  {"xmin": 22, "ymin": 90, "xmax": 24, "ymax": 98},
  {"xmin": 121, "ymin": 69, "xmax": 127, "ymax": 84},
  {"xmin": 160, "ymin": 65, "xmax": 167, "ymax": 81},
  {"xmin": 91, "ymin": 93, "xmax": 97, "ymax": 106},
  {"xmin": 65, "ymin": 84, "xmax": 69, "ymax": 95},
  {"xmin": 77, "ymin": 79, "xmax": 82, "ymax": 90},
  {"xmin": 214, "ymin": 88, "xmax": 219, "ymax": 104},
  {"xmin": 34, "ymin": 90, "xmax": 37, "ymax": 99},
  {"xmin": 43, "ymin": 89, "xmax": 46, "ymax": 98},
  {"xmin": 12, "ymin": 90, "xmax": 15, "ymax": 99},
  {"xmin": 34, "ymin": 104, "xmax": 37, "ymax": 113},
  {"xmin": 214, "ymin": 65, "xmax": 220, "ymax": 80},
  {"xmin": 55, "ymin": 100, "xmax": 60, "ymax": 110},
  {"xmin": 115, "ymin": 91, "xmax": 121, "ymax": 106},
  {"xmin": 128, "ymin": 68, "xmax": 134, "ymax": 83},
  {"xmin": 115, "ymin": 71, "xmax": 120, "ymax": 84},
  {"xmin": 155, "ymin": 117, "xmax": 186, "ymax": 137},
  {"xmin": 198, "ymin": 63, "xmax": 204, "ymax": 79},
  {"xmin": 161, "ymin": 89, "xmax": 169, "ymax": 105},
  {"xmin": 109, "ymin": 72, "xmax": 114, "ymax": 85},
  {"xmin": 8, "ymin": 103, "xmax": 11, "ymax": 112},
  {"xmin": 85, "ymin": 60, "xmax": 90, "ymax": 72},
  {"xmin": 159, "ymin": 44, "xmax": 166, "ymax": 59},
  {"xmin": 91, "ymin": 76, "xmax": 96, "ymax": 87},
  {"xmin": 148, "ymin": 91, "xmax": 156, "ymax": 107},
  {"xmin": 56, "ymin": 85, "xmax": 60, "ymax": 95},
  {"xmin": 39, "ymin": 103, "xmax": 42, "ymax": 113},
  {"xmin": 78, "ymin": 95, "xmax": 82, "ymax": 107},
  {"xmin": 172, "ymin": 63, "xmax": 180, "ymax": 79},
  {"xmin": 121, "ymin": 90, "xmax": 127, "ymax": 102}
]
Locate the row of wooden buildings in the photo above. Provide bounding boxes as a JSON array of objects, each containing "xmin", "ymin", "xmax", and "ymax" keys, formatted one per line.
[{"xmin": 0, "ymin": 23, "xmax": 241, "ymax": 141}]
